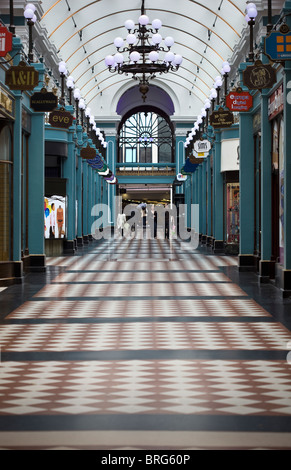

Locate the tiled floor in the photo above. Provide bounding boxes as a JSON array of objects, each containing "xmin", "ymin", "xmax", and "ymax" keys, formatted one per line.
[{"xmin": 0, "ymin": 237, "xmax": 291, "ymax": 450}]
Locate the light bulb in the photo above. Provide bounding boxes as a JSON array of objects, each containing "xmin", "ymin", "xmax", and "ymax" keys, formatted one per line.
[
  {"xmin": 58, "ymin": 62, "xmax": 67, "ymax": 74},
  {"xmin": 105, "ymin": 55, "xmax": 115, "ymax": 66},
  {"xmin": 125, "ymin": 19, "xmax": 135, "ymax": 31},
  {"xmin": 66, "ymin": 79, "xmax": 74, "ymax": 89},
  {"xmin": 114, "ymin": 52, "xmax": 124, "ymax": 64},
  {"xmin": 79, "ymin": 99, "xmax": 85, "ymax": 110},
  {"xmin": 130, "ymin": 51, "xmax": 140, "ymax": 62},
  {"xmin": 25, "ymin": 3, "xmax": 36, "ymax": 12},
  {"xmin": 152, "ymin": 33, "xmax": 162, "ymax": 45},
  {"xmin": 223, "ymin": 61, "xmax": 231, "ymax": 73},
  {"xmin": 114, "ymin": 37, "xmax": 124, "ymax": 48},
  {"xmin": 24, "ymin": 8, "xmax": 34, "ymax": 19},
  {"xmin": 139, "ymin": 15, "xmax": 150, "ymax": 26},
  {"xmin": 152, "ymin": 19, "xmax": 162, "ymax": 30},
  {"xmin": 127, "ymin": 33, "xmax": 137, "ymax": 45},
  {"xmin": 173, "ymin": 54, "xmax": 183, "ymax": 66},
  {"xmin": 164, "ymin": 36, "xmax": 174, "ymax": 48},
  {"xmin": 149, "ymin": 50, "xmax": 159, "ymax": 62},
  {"xmin": 164, "ymin": 51, "xmax": 175, "ymax": 63},
  {"xmin": 74, "ymin": 89, "xmax": 81, "ymax": 100},
  {"xmin": 247, "ymin": 7, "xmax": 258, "ymax": 18}
]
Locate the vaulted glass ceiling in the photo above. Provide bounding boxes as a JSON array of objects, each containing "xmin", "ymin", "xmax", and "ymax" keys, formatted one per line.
[{"xmin": 40, "ymin": 0, "xmax": 247, "ymax": 118}]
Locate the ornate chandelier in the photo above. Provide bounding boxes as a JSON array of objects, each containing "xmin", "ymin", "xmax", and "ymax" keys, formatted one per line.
[{"xmin": 104, "ymin": 0, "xmax": 183, "ymax": 101}]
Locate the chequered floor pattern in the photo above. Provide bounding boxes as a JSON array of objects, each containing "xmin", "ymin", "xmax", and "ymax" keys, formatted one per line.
[{"xmin": 0, "ymin": 238, "xmax": 291, "ymax": 450}]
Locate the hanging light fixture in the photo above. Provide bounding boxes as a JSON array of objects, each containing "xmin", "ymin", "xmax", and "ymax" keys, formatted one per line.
[{"xmin": 104, "ymin": 0, "xmax": 183, "ymax": 101}]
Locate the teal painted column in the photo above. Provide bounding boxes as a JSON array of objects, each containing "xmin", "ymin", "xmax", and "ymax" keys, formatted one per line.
[
  {"xmin": 207, "ymin": 154, "xmax": 212, "ymax": 239},
  {"xmin": 198, "ymin": 165, "xmax": 202, "ymax": 237},
  {"xmin": 106, "ymin": 131, "xmax": 117, "ymax": 232},
  {"xmin": 12, "ymin": 93, "xmax": 22, "ymax": 264},
  {"xmin": 82, "ymin": 132, "xmax": 89, "ymax": 243},
  {"xmin": 63, "ymin": 115, "xmax": 76, "ymax": 253},
  {"xmin": 213, "ymin": 131, "xmax": 224, "ymax": 253},
  {"xmin": 202, "ymin": 159, "xmax": 207, "ymax": 240},
  {"xmin": 12, "ymin": 37, "xmax": 23, "ymax": 275},
  {"xmin": 239, "ymin": 110, "xmax": 255, "ymax": 270},
  {"xmin": 27, "ymin": 62, "xmax": 46, "ymax": 271},
  {"xmin": 259, "ymin": 90, "xmax": 273, "ymax": 281},
  {"xmin": 282, "ymin": 1, "xmax": 291, "ymax": 295},
  {"xmin": 76, "ymin": 125, "xmax": 83, "ymax": 245},
  {"xmin": 175, "ymin": 135, "xmax": 185, "ymax": 194},
  {"xmin": 87, "ymin": 158, "xmax": 93, "ymax": 240}
]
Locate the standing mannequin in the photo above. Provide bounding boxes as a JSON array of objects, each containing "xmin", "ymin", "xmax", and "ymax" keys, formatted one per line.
[
  {"xmin": 57, "ymin": 205, "xmax": 64, "ymax": 238},
  {"xmin": 49, "ymin": 203, "xmax": 56, "ymax": 238}
]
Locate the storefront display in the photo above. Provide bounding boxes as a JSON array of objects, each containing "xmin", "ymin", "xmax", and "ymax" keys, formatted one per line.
[
  {"xmin": 279, "ymin": 118, "xmax": 284, "ymax": 264},
  {"xmin": 226, "ymin": 183, "xmax": 240, "ymax": 244},
  {"xmin": 269, "ymin": 84, "xmax": 284, "ymax": 265},
  {"xmin": 44, "ymin": 196, "xmax": 66, "ymax": 239}
]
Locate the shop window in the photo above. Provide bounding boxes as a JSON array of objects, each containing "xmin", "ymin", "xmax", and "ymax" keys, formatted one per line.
[
  {"xmin": 0, "ymin": 124, "xmax": 12, "ymax": 261},
  {"xmin": 226, "ymin": 183, "xmax": 240, "ymax": 244}
]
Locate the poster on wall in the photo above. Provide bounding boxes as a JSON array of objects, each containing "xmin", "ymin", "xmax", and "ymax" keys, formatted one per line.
[{"xmin": 44, "ymin": 196, "xmax": 67, "ymax": 239}]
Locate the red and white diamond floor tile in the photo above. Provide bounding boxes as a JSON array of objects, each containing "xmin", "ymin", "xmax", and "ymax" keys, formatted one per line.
[
  {"xmin": 0, "ymin": 360, "xmax": 291, "ymax": 416},
  {"xmin": 7, "ymin": 299, "xmax": 271, "ymax": 319},
  {"xmin": 1, "ymin": 241, "xmax": 291, "ymax": 450},
  {"xmin": 1, "ymin": 322, "xmax": 290, "ymax": 351},
  {"xmin": 33, "ymin": 281, "xmax": 247, "ymax": 298}
]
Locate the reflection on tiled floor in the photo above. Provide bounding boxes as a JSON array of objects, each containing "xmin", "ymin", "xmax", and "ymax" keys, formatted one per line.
[{"xmin": 0, "ymin": 238, "xmax": 291, "ymax": 450}]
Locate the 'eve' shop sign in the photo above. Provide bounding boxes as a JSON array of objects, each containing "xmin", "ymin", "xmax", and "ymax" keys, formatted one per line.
[
  {"xmin": 5, "ymin": 61, "xmax": 39, "ymax": 91},
  {"xmin": 49, "ymin": 108, "xmax": 74, "ymax": 129}
]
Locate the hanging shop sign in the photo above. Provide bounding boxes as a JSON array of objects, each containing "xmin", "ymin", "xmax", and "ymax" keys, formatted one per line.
[
  {"xmin": 80, "ymin": 144, "xmax": 97, "ymax": 160},
  {"xmin": 5, "ymin": 61, "xmax": 39, "ymax": 91},
  {"xmin": 189, "ymin": 155, "xmax": 206, "ymax": 165},
  {"xmin": 243, "ymin": 60, "xmax": 277, "ymax": 91},
  {"xmin": 30, "ymin": 88, "xmax": 58, "ymax": 112},
  {"xmin": 265, "ymin": 24, "xmax": 291, "ymax": 62},
  {"xmin": 210, "ymin": 107, "xmax": 234, "ymax": 129},
  {"xmin": 268, "ymin": 83, "xmax": 284, "ymax": 120},
  {"xmin": 48, "ymin": 107, "xmax": 74, "ymax": 129},
  {"xmin": 194, "ymin": 139, "xmax": 211, "ymax": 153},
  {"xmin": 225, "ymin": 88, "xmax": 253, "ymax": 112},
  {"xmin": 0, "ymin": 26, "xmax": 13, "ymax": 57}
]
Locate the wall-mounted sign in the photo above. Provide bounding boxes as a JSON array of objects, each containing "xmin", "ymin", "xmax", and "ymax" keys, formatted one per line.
[
  {"xmin": 243, "ymin": 60, "xmax": 277, "ymax": 91},
  {"xmin": 226, "ymin": 88, "xmax": 253, "ymax": 112},
  {"xmin": 5, "ymin": 61, "xmax": 39, "ymax": 91},
  {"xmin": 48, "ymin": 107, "xmax": 74, "ymax": 129},
  {"xmin": 210, "ymin": 107, "xmax": 234, "ymax": 129},
  {"xmin": 80, "ymin": 145, "xmax": 96, "ymax": 160},
  {"xmin": 30, "ymin": 88, "xmax": 58, "ymax": 112},
  {"xmin": 268, "ymin": 83, "xmax": 284, "ymax": 120},
  {"xmin": 265, "ymin": 24, "xmax": 291, "ymax": 61},
  {"xmin": 194, "ymin": 139, "xmax": 211, "ymax": 153},
  {"xmin": 177, "ymin": 173, "xmax": 187, "ymax": 182},
  {"xmin": 0, "ymin": 26, "xmax": 13, "ymax": 57}
]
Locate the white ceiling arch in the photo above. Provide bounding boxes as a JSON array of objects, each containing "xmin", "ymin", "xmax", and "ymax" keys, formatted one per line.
[{"xmin": 40, "ymin": 0, "xmax": 247, "ymax": 119}]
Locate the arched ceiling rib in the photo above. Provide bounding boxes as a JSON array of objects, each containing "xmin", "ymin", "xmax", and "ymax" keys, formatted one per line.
[{"xmin": 40, "ymin": 0, "xmax": 247, "ymax": 119}]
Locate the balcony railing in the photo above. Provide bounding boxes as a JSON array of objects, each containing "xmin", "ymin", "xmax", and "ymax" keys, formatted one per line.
[{"xmin": 116, "ymin": 162, "xmax": 176, "ymax": 176}]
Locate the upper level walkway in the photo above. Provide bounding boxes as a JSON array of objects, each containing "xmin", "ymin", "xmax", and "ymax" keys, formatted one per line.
[{"xmin": 0, "ymin": 237, "xmax": 291, "ymax": 451}]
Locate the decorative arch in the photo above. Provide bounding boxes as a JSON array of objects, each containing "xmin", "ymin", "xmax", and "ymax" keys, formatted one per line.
[
  {"xmin": 115, "ymin": 83, "xmax": 176, "ymax": 117},
  {"xmin": 117, "ymin": 105, "xmax": 175, "ymax": 164}
]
